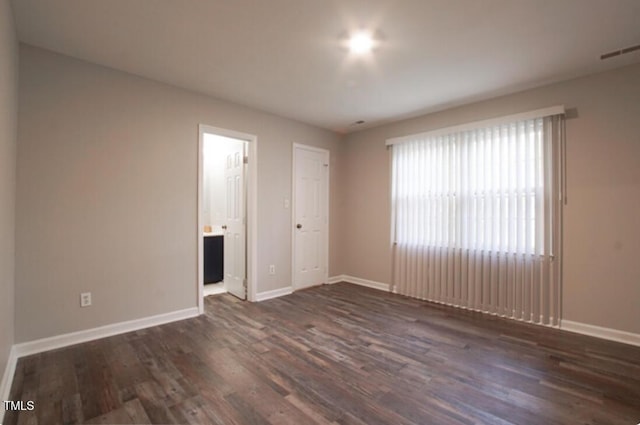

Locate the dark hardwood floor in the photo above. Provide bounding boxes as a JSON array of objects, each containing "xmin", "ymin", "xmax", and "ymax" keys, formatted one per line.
[{"xmin": 5, "ymin": 283, "xmax": 640, "ymax": 425}]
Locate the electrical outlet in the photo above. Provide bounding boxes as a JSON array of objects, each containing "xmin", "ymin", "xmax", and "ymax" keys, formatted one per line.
[
  {"xmin": 80, "ymin": 292, "xmax": 92, "ymax": 307},
  {"xmin": 269, "ymin": 265, "xmax": 276, "ymax": 275},
  {"xmin": 284, "ymin": 199, "xmax": 290, "ymax": 209}
]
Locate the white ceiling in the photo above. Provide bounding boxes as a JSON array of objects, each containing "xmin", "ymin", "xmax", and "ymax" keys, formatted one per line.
[{"xmin": 11, "ymin": 0, "xmax": 640, "ymax": 133}]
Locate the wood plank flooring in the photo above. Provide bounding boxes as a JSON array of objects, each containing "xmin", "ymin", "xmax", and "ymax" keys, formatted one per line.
[{"xmin": 5, "ymin": 283, "xmax": 640, "ymax": 424}]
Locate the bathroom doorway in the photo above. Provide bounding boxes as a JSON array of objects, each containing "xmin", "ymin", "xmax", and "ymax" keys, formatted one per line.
[{"xmin": 197, "ymin": 125, "xmax": 257, "ymax": 311}]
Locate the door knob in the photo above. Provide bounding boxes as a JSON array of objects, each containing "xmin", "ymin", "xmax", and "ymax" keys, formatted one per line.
[
  {"xmin": 296, "ymin": 224, "xmax": 302, "ymax": 229},
  {"xmin": 221, "ymin": 225, "xmax": 227, "ymax": 230}
]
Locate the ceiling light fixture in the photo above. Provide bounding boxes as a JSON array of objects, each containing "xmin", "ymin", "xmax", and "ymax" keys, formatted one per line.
[{"xmin": 348, "ymin": 32, "xmax": 374, "ymax": 54}]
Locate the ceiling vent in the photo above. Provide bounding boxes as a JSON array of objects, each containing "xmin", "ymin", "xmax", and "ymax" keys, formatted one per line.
[{"xmin": 600, "ymin": 43, "xmax": 640, "ymax": 60}]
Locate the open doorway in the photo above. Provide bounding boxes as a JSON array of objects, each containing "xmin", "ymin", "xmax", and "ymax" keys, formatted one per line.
[{"xmin": 198, "ymin": 125, "xmax": 257, "ymax": 313}]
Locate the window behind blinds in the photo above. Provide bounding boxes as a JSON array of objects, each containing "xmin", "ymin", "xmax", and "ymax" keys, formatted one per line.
[{"xmin": 390, "ymin": 112, "xmax": 565, "ymax": 326}]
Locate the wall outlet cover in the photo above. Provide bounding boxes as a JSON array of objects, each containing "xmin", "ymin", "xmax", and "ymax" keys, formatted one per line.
[{"xmin": 80, "ymin": 292, "xmax": 92, "ymax": 307}]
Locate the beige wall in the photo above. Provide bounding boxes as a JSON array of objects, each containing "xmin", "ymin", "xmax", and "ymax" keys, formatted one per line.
[
  {"xmin": 343, "ymin": 63, "xmax": 640, "ymax": 335},
  {"xmin": 16, "ymin": 45, "xmax": 343, "ymax": 342},
  {"xmin": 0, "ymin": 0, "xmax": 18, "ymax": 380},
  {"xmin": 12, "ymin": 41, "xmax": 639, "ymax": 343}
]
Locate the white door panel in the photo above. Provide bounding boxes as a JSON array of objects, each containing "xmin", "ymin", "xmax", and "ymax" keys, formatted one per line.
[
  {"xmin": 224, "ymin": 140, "xmax": 246, "ymax": 300},
  {"xmin": 293, "ymin": 145, "xmax": 329, "ymax": 290}
]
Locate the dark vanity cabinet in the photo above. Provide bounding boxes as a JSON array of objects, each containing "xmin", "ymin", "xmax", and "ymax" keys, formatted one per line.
[{"xmin": 204, "ymin": 235, "xmax": 223, "ymax": 283}]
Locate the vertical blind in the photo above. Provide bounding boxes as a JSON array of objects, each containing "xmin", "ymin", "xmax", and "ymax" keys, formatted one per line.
[{"xmin": 391, "ymin": 111, "xmax": 565, "ymax": 326}]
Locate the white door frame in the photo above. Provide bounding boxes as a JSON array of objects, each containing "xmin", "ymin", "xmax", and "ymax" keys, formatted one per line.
[
  {"xmin": 198, "ymin": 124, "xmax": 258, "ymax": 313},
  {"xmin": 291, "ymin": 143, "xmax": 330, "ymax": 290}
]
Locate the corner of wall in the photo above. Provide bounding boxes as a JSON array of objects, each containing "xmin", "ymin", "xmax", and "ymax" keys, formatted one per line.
[{"xmin": 0, "ymin": 0, "xmax": 19, "ymax": 420}]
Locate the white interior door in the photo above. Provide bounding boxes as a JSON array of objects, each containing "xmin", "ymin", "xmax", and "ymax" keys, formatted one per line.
[
  {"xmin": 224, "ymin": 140, "xmax": 246, "ymax": 299},
  {"xmin": 293, "ymin": 145, "xmax": 329, "ymax": 290}
]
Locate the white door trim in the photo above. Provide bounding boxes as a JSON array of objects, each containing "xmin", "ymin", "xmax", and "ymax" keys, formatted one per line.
[
  {"xmin": 198, "ymin": 124, "xmax": 258, "ymax": 312},
  {"xmin": 291, "ymin": 143, "xmax": 330, "ymax": 290}
]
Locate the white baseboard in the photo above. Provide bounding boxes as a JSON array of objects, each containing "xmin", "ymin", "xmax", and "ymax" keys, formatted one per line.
[
  {"xmin": 560, "ymin": 320, "xmax": 640, "ymax": 347},
  {"xmin": 328, "ymin": 274, "xmax": 391, "ymax": 292},
  {"xmin": 326, "ymin": 275, "xmax": 343, "ymax": 284},
  {"xmin": 1, "ymin": 345, "xmax": 18, "ymax": 421},
  {"xmin": 255, "ymin": 286, "xmax": 293, "ymax": 302},
  {"xmin": 13, "ymin": 307, "xmax": 199, "ymax": 358}
]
